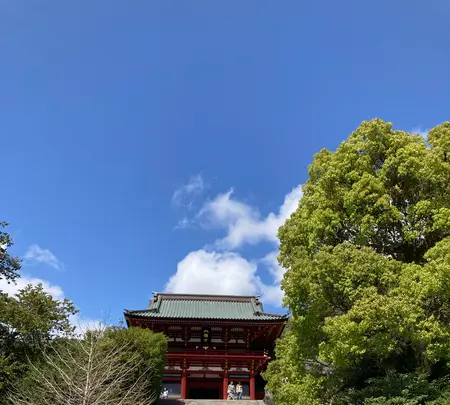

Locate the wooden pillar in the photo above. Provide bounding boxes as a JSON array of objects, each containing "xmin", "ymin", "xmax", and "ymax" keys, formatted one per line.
[
  {"xmin": 223, "ymin": 360, "xmax": 229, "ymax": 400},
  {"xmin": 181, "ymin": 373, "xmax": 187, "ymax": 399},
  {"xmin": 223, "ymin": 374, "xmax": 229, "ymax": 400},
  {"xmin": 250, "ymin": 359, "xmax": 256, "ymax": 400},
  {"xmin": 181, "ymin": 359, "xmax": 187, "ymax": 399},
  {"xmin": 250, "ymin": 374, "xmax": 256, "ymax": 400}
]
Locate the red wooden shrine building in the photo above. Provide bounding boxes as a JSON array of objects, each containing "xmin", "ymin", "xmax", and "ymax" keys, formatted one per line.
[{"xmin": 124, "ymin": 293, "xmax": 287, "ymax": 400}]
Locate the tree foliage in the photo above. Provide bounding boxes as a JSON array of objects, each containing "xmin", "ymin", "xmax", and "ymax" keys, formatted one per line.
[
  {"xmin": 1, "ymin": 284, "xmax": 77, "ymax": 343},
  {"xmin": 265, "ymin": 119, "xmax": 450, "ymax": 404},
  {"xmin": 0, "ymin": 284, "xmax": 78, "ymax": 399},
  {"xmin": 0, "ymin": 222, "xmax": 168, "ymax": 404},
  {"xmin": 0, "ymin": 222, "xmax": 21, "ymax": 287},
  {"xmin": 0, "ymin": 222, "xmax": 78, "ymax": 401}
]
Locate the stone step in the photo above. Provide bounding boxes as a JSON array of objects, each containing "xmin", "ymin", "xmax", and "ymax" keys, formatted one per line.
[
  {"xmin": 157, "ymin": 400, "xmax": 264, "ymax": 405},
  {"xmin": 183, "ymin": 401, "xmax": 263, "ymax": 405}
]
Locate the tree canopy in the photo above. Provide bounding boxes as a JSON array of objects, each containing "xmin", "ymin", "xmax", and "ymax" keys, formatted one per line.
[
  {"xmin": 265, "ymin": 119, "xmax": 450, "ymax": 405},
  {"xmin": 0, "ymin": 222, "xmax": 21, "ymax": 286},
  {"xmin": 0, "ymin": 284, "xmax": 78, "ymax": 399},
  {"xmin": 0, "ymin": 223, "xmax": 77, "ymax": 401},
  {"xmin": 0, "ymin": 222, "xmax": 168, "ymax": 404}
]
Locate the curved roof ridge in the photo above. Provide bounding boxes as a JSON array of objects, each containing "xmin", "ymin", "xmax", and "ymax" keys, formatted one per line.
[{"xmin": 153, "ymin": 293, "xmax": 260, "ymax": 302}]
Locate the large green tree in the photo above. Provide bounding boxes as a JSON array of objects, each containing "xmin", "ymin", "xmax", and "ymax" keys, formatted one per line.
[{"xmin": 265, "ymin": 119, "xmax": 450, "ymax": 404}]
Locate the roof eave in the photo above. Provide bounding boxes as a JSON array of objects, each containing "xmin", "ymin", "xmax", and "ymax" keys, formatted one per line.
[{"xmin": 123, "ymin": 313, "xmax": 289, "ymax": 322}]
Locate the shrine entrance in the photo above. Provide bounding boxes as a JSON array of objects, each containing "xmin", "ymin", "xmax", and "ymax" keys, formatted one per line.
[
  {"xmin": 188, "ymin": 387, "xmax": 221, "ymax": 399},
  {"xmin": 188, "ymin": 378, "xmax": 221, "ymax": 399},
  {"xmin": 125, "ymin": 293, "xmax": 288, "ymax": 400}
]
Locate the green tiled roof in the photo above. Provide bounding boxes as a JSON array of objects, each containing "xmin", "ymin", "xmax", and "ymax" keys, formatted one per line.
[{"xmin": 124, "ymin": 293, "xmax": 287, "ymax": 321}]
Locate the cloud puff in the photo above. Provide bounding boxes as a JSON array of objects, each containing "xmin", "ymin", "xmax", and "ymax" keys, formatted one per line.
[
  {"xmin": 172, "ymin": 174, "xmax": 205, "ymax": 208},
  {"xmin": 165, "ymin": 249, "xmax": 260, "ymax": 296},
  {"xmin": 70, "ymin": 314, "xmax": 103, "ymax": 336},
  {"xmin": 261, "ymin": 251, "xmax": 285, "ymax": 284},
  {"xmin": 258, "ymin": 251, "xmax": 287, "ymax": 306},
  {"xmin": 0, "ymin": 275, "xmax": 64, "ymax": 299},
  {"xmin": 199, "ymin": 185, "xmax": 303, "ymax": 249},
  {"xmin": 411, "ymin": 127, "xmax": 429, "ymax": 140},
  {"xmin": 259, "ymin": 284, "xmax": 284, "ymax": 307},
  {"xmin": 24, "ymin": 244, "xmax": 64, "ymax": 270},
  {"xmin": 166, "ymin": 184, "xmax": 303, "ymax": 307},
  {"xmin": 165, "ymin": 183, "xmax": 302, "ymax": 306},
  {"xmin": 164, "ymin": 248, "xmax": 288, "ymax": 307}
]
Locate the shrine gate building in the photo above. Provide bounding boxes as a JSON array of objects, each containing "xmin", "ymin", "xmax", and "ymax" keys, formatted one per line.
[{"xmin": 124, "ymin": 293, "xmax": 287, "ymax": 400}]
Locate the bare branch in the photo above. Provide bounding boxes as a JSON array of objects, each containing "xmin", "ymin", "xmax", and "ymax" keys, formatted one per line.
[{"xmin": 9, "ymin": 323, "xmax": 160, "ymax": 405}]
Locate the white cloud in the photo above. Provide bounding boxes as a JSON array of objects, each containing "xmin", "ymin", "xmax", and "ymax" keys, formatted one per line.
[
  {"xmin": 165, "ymin": 249, "xmax": 288, "ymax": 307},
  {"xmin": 70, "ymin": 314, "xmax": 102, "ymax": 336},
  {"xmin": 198, "ymin": 189, "xmax": 255, "ymax": 228},
  {"xmin": 260, "ymin": 284, "xmax": 284, "ymax": 307},
  {"xmin": 172, "ymin": 174, "xmax": 205, "ymax": 208},
  {"xmin": 165, "ymin": 249, "xmax": 260, "ymax": 296},
  {"xmin": 258, "ymin": 251, "xmax": 287, "ymax": 307},
  {"xmin": 411, "ymin": 127, "xmax": 428, "ymax": 140},
  {"xmin": 174, "ymin": 217, "xmax": 191, "ymax": 230},
  {"xmin": 0, "ymin": 275, "xmax": 64, "ymax": 299},
  {"xmin": 24, "ymin": 244, "xmax": 64, "ymax": 270},
  {"xmin": 199, "ymin": 185, "xmax": 303, "ymax": 249},
  {"xmin": 261, "ymin": 251, "xmax": 285, "ymax": 283},
  {"xmin": 167, "ymin": 183, "xmax": 302, "ymax": 307}
]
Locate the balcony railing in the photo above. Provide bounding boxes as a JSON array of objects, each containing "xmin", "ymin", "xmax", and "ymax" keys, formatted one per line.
[{"xmin": 167, "ymin": 348, "xmax": 268, "ymax": 359}]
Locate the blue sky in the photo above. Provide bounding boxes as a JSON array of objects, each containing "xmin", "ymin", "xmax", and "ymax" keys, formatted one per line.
[{"xmin": 1, "ymin": 1, "xmax": 449, "ymax": 326}]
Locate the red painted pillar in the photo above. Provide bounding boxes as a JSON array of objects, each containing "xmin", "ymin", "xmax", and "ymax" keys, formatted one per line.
[
  {"xmin": 223, "ymin": 374, "xmax": 229, "ymax": 400},
  {"xmin": 250, "ymin": 374, "xmax": 255, "ymax": 400},
  {"xmin": 181, "ymin": 372, "xmax": 187, "ymax": 399}
]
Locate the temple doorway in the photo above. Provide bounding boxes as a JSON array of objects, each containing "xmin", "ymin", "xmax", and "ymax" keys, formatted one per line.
[
  {"xmin": 187, "ymin": 378, "xmax": 221, "ymax": 399},
  {"xmin": 188, "ymin": 387, "xmax": 220, "ymax": 399}
]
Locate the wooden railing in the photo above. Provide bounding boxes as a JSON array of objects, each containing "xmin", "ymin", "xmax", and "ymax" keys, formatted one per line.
[{"xmin": 167, "ymin": 348, "xmax": 268, "ymax": 358}]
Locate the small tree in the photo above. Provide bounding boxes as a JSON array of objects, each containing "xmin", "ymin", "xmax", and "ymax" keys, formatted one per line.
[
  {"xmin": 102, "ymin": 326, "xmax": 167, "ymax": 398},
  {"xmin": 0, "ymin": 222, "xmax": 80, "ymax": 403},
  {"xmin": 10, "ymin": 325, "xmax": 167, "ymax": 405},
  {"xmin": 0, "ymin": 284, "xmax": 78, "ymax": 399}
]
